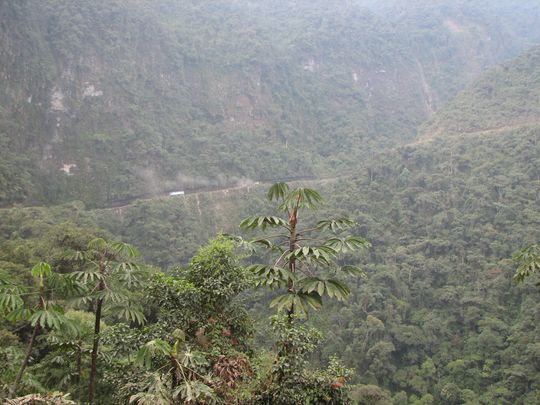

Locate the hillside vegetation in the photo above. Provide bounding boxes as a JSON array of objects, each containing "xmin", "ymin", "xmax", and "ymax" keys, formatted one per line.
[
  {"xmin": 2, "ymin": 59, "xmax": 539, "ymax": 402},
  {"xmin": 1, "ymin": 1, "xmax": 540, "ymax": 404},
  {"xmin": 2, "ymin": 0, "xmax": 540, "ymax": 206},
  {"xmin": 420, "ymin": 45, "xmax": 540, "ymax": 138}
]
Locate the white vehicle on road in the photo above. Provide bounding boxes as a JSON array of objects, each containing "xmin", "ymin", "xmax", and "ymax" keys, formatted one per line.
[{"xmin": 169, "ymin": 191, "xmax": 185, "ymax": 196}]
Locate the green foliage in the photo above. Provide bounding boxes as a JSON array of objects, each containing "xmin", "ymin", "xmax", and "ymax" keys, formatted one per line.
[
  {"xmin": 2, "ymin": 1, "xmax": 539, "ymax": 206},
  {"xmin": 512, "ymin": 243, "xmax": 540, "ymax": 284},
  {"xmin": 240, "ymin": 183, "xmax": 370, "ymax": 317},
  {"xmin": 0, "ymin": 3, "xmax": 539, "ymax": 403},
  {"xmin": 112, "ymin": 237, "xmax": 254, "ymax": 404},
  {"xmin": 4, "ymin": 392, "xmax": 76, "ymax": 405},
  {"xmin": 254, "ymin": 315, "xmax": 353, "ymax": 405},
  {"xmin": 0, "ymin": 261, "xmax": 80, "ymax": 398},
  {"xmin": 422, "ymin": 46, "xmax": 540, "ymax": 138},
  {"xmin": 73, "ymin": 238, "xmax": 146, "ymax": 325},
  {"xmin": 133, "ymin": 337, "xmax": 217, "ymax": 404}
]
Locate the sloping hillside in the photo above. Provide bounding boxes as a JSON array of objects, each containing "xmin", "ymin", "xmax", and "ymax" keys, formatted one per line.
[
  {"xmin": 1, "ymin": 0, "xmax": 540, "ymax": 207},
  {"xmin": 1, "ymin": 35, "xmax": 540, "ymax": 402},
  {"xmin": 419, "ymin": 46, "xmax": 540, "ymax": 139}
]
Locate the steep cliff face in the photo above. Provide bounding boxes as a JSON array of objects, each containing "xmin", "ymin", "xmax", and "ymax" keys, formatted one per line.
[{"xmin": 1, "ymin": 0, "xmax": 539, "ymax": 207}]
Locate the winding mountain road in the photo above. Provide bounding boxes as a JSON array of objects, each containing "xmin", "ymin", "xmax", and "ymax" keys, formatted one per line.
[{"xmin": 103, "ymin": 175, "xmax": 349, "ymax": 211}]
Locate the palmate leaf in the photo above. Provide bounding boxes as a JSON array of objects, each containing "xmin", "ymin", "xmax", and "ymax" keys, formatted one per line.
[
  {"xmin": 179, "ymin": 347, "xmax": 208, "ymax": 369},
  {"xmin": 109, "ymin": 304, "xmax": 146, "ymax": 325},
  {"xmin": 270, "ymin": 291, "xmax": 323, "ymax": 315},
  {"xmin": 136, "ymin": 339, "xmax": 172, "ymax": 369},
  {"xmin": 269, "ymin": 293, "xmax": 296, "ymax": 312},
  {"xmin": 129, "ymin": 373, "xmax": 170, "ymax": 405},
  {"xmin": 325, "ymin": 236, "xmax": 371, "ymax": 252},
  {"xmin": 65, "ymin": 249, "xmax": 91, "ymax": 262},
  {"xmin": 47, "ymin": 272, "xmax": 87, "ymax": 297},
  {"xmin": 240, "ymin": 216, "xmax": 289, "ymax": 231},
  {"xmin": 95, "ymin": 288, "xmax": 128, "ymax": 304},
  {"xmin": 513, "ymin": 243, "xmax": 540, "ymax": 283},
  {"xmin": 246, "ymin": 264, "xmax": 295, "ymax": 288},
  {"xmin": 115, "ymin": 262, "xmax": 144, "ymax": 288},
  {"xmin": 31, "ymin": 262, "xmax": 52, "ymax": 279},
  {"xmin": 88, "ymin": 237, "xmax": 108, "ymax": 252},
  {"xmin": 287, "ymin": 245, "xmax": 338, "ymax": 265},
  {"xmin": 0, "ymin": 286, "xmax": 25, "ymax": 313},
  {"xmin": 316, "ymin": 218, "xmax": 356, "ymax": 232},
  {"xmin": 71, "ymin": 270, "xmax": 104, "ymax": 285},
  {"xmin": 173, "ymin": 380, "xmax": 216, "ymax": 403},
  {"xmin": 250, "ymin": 238, "xmax": 278, "ymax": 250},
  {"xmin": 341, "ymin": 265, "xmax": 367, "ymax": 278},
  {"xmin": 110, "ymin": 241, "xmax": 141, "ymax": 259},
  {"xmin": 324, "ymin": 279, "xmax": 351, "ymax": 301},
  {"xmin": 298, "ymin": 291, "xmax": 324, "ymax": 312},
  {"xmin": 279, "ymin": 187, "xmax": 324, "ymax": 211},
  {"xmin": 297, "ymin": 277, "xmax": 351, "ymax": 301},
  {"xmin": 296, "ymin": 277, "xmax": 325, "ymax": 295},
  {"xmin": 30, "ymin": 307, "xmax": 70, "ymax": 331},
  {"xmin": 267, "ymin": 182, "xmax": 290, "ymax": 201},
  {"xmin": 6, "ymin": 307, "xmax": 33, "ymax": 322}
]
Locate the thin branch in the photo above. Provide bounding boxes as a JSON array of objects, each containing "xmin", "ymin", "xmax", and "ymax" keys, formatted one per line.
[
  {"xmin": 273, "ymin": 249, "xmax": 291, "ymax": 268},
  {"xmin": 298, "ymin": 263, "xmax": 315, "ymax": 277}
]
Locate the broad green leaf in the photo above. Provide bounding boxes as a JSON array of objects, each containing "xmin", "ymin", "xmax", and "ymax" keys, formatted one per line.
[
  {"xmin": 341, "ymin": 265, "xmax": 367, "ymax": 278},
  {"xmin": 513, "ymin": 243, "xmax": 540, "ymax": 283},
  {"xmin": 110, "ymin": 304, "xmax": 146, "ymax": 325},
  {"xmin": 0, "ymin": 286, "xmax": 25, "ymax": 313},
  {"xmin": 88, "ymin": 237, "xmax": 108, "ymax": 252},
  {"xmin": 267, "ymin": 182, "xmax": 289, "ymax": 201},
  {"xmin": 72, "ymin": 270, "xmax": 104, "ymax": 285},
  {"xmin": 240, "ymin": 216, "xmax": 289, "ymax": 230},
  {"xmin": 280, "ymin": 187, "xmax": 324, "ymax": 210},
  {"xmin": 6, "ymin": 307, "xmax": 33, "ymax": 322},
  {"xmin": 316, "ymin": 218, "xmax": 356, "ymax": 232},
  {"xmin": 31, "ymin": 262, "xmax": 52, "ymax": 279},
  {"xmin": 325, "ymin": 279, "xmax": 350, "ymax": 301},
  {"xmin": 30, "ymin": 308, "xmax": 68, "ymax": 330},
  {"xmin": 270, "ymin": 293, "xmax": 295, "ymax": 312},
  {"xmin": 95, "ymin": 288, "xmax": 128, "ymax": 304},
  {"xmin": 111, "ymin": 241, "xmax": 141, "ymax": 258},
  {"xmin": 136, "ymin": 339, "xmax": 172, "ymax": 369}
]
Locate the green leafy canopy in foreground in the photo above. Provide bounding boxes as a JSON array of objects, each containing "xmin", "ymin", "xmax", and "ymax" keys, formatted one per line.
[{"xmin": 239, "ymin": 182, "xmax": 371, "ymax": 317}]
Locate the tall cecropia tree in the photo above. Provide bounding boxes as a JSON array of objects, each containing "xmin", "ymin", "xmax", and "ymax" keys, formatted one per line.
[
  {"xmin": 239, "ymin": 182, "xmax": 371, "ymax": 319},
  {"xmin": 72, "ymin": 238, "xmax": 146, "ymax": 405},
  {"xmin": 0, "ymin": 262, "xmax": 78, "ymax": 398}
]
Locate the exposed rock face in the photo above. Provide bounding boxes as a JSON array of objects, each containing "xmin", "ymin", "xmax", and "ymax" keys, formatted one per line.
[
  {"xmin": 82, "ymin": 84, "xmax": 103, "ymax": 97},
  {"xmin": 51, "ymin": 88, "xmax": 66, "ymax": 112}
]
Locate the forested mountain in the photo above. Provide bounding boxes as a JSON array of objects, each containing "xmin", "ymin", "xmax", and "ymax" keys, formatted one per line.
[
  {"xmin": 420, "ymin": 45, "xmax": 540, "ymax": 138},
  {"xmin": 2, "ymin": 0, "xmax": 540, "ymax": 206},
  {"xmin": 1, "ymin": 1, "xmax": 539, "ymax": 404}
]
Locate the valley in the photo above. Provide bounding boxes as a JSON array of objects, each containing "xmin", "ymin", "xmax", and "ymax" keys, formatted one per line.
[{"xmin": 0, "ymin": 1, "xmax": 539, "ymax": 404}]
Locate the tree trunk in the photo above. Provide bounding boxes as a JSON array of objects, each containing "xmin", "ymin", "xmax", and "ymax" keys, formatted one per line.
[
  {"xmin": 9, "ymin": 285, "xmax": 46, "ymax": 398},
  {"xmin": 88, "ymin": 258, "xmax": 106, "ymax": 405},
  {"xmin": 287, "ymin": 206, "xmax": 298, "ymax": 324},
  {"xmin": 9, "ymin": 322, "xmax": 39, "ymax": 398},
  {"xmin": 88, "ymin": 295, "xmax": 103, "ymax": 405},
  {"xmin": 171, "ymin": 357, "xmax": 179, "ymax": 404},
  {"xmin": 75, "ymin": 342, "xmax": 82, "ymax": 384}
]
